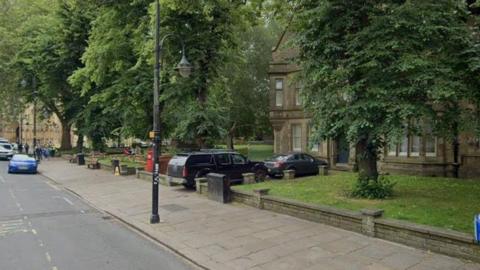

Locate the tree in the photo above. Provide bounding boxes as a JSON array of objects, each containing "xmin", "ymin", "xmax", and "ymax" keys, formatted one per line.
[
  {"xmin": 209, "ymin": 23, "xmax": 278, "ymax": 149},
  {"xmin": 14, "ymin": 0, "xmax": 93, "ymax": 149},
  {"xmin": 293, "ymin": 1, "xmax": 479, "ymax": 195}
]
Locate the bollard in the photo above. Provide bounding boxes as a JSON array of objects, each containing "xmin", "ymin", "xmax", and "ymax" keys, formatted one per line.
[
  {"xmin": 318, "ymin": 165, "xmax": 329, "ymax": 176},
  {"xmin": 283, "ymin": 170, "xmax": 295, "ymax": 180},
  {"xmin": 242, "ymin": 173, "xmax": 256, "ymax": 184}
]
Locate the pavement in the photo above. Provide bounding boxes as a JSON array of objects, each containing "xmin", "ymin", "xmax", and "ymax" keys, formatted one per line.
[
  {"xmin": 40, "ymin": 158, "xmax": 480, "ymax": 270},
  {"xmin": 0, "ymin": 160, "xmax": 194, "ymax": 270}
]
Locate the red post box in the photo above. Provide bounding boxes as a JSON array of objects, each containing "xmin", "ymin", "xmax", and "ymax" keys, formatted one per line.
[{"xmin": 145, "ymin": 149, "xmax": 153, "ymax": 172}]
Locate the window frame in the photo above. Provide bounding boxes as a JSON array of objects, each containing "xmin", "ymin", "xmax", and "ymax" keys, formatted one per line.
[
  {"xmin": 275, "ymin": 78, "xmax": 284, "ymax": 107},
  {"xmin": 291, "ymin": 124, "xmax": 302, "ymax": 152}
]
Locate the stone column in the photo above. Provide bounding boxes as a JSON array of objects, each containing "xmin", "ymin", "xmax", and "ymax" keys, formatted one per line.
[
  {"xmin": 195, "ymin": 177, "xmax": 208, "ymax": 194},
  {"xmin": 253, "ymin": 188, "xmax": 270, "ymax": 209},
  {"xmin": 283, "ymin": 170, "xmax": 295, "ymax": 180},
  {"xmin": 318, "ymin": 165, "xmax": 329, "ymax": 176},
  {"xmin": 361, "ymin": 209, "xmax": 384, "ymax": 237},
  {"xmin": 242, "ymin": 173, "xmax": 256, "ymax": 184}
]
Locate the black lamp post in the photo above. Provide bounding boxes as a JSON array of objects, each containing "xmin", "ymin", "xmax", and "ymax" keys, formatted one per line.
[{"xmin": 151, "ymin": 0, "xmax": 192, "ymax": 224}]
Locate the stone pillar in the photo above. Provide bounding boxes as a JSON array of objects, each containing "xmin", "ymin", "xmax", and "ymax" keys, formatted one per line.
[
  {"xmin": 319, "ymin": 165, "xmax": 329, "ymax": 176},
  {"xmin": 361, "ymin": 209, "xmax": 384, "ymax": 237},
  {"xmin": 195, "ymin": 177, "xmax": 208, "ymax": 194},
  {"xmin": 283, "ymin": 170, "xmax": 295, "ymax": 180},
  {"xmin": 242, "ymin": 173, "xmax": 256, "ymax": 184},
  {"xmin": 253, "ymin": 188, "xmax": 270, "ymax": 209}
]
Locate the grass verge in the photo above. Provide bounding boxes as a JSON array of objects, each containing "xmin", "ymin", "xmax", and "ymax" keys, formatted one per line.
[{"xmin": 233, "ymin": 171, "xmax": 480, "ymax": 234}]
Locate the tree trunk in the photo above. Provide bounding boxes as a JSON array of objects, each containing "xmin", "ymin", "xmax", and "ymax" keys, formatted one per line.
[
  {"xmin": 452, "ymin": 121, "xmax": 460, "ymax": 178},
  {"xmin": 226, "ymin": 135, "xmax": 234, "ymax": 150},
  {"xmin": 226, "ymin": 122, "xmax": 237, "ymax": 150},
  {"xmin": 355, "ymin": 137, "xmax": 378, "ymax": 180},
  {"xmin": 76, "ymin": 132, "xmax": 84, "ymax": 153},
  {"xmin": 60, "ymin": 121, "xmax": 72, "ymax": 150}
]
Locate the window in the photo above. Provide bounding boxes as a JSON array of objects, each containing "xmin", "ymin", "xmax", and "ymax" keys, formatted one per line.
[
  {"xmin": 215, "ymin": 154, "xmax": 231, "ymax": 165},
  {"xmin": 275, "ymin": 78, "xmax": 283, "ymax": 107},
  {"xmin": 387, "ymin": 140, "xmax": 397, "ymax": 156},
  {"xmin": 399, "ymin": 129, "xmax": 408, "ymax": 156},
  {"xmin": 425, "ymin": 122, "xmax": 437, "ymax": 157},
  {"xmin": 302, "ymin": 154, "xmax": 315, "ymax": 162},
  {"xmin": 189, "ymin": 155, "xmax": 212, "ymax": 164},
  {"xmin": 388, "ymin": 120, "xmax": 437, "ymax": 158},
  {"xmin": 292, "ymin": 124, "xmax": 302, "ymax": 152},
  {"xmin": 232, "ymin": 154, "xmax": 247, "ymax": 165},
  {"xmin": 295, "ymin": 88, "xmax": 302, "ymax": 106},
  {"xmin": 410, "ymin": 135, "xmax": 420, "ymax": 157}
]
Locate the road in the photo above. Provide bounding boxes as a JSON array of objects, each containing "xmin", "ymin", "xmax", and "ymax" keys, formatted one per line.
[{"xmin": 0, "ymin": 160, "xmax": 194, "ymax": 270}]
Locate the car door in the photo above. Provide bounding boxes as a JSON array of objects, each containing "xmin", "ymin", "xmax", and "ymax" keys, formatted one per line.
[
  {"xmin": 288, "ymin": 154, "xmax": 304, "ymax": 174},
  {"xmin": 231, "ymin": 153, "xmax": 249, "ymax": 180},
  {"xmin": 302, "ymin": 154, "xmax": 317, "ymax": 175},
  {"xmin": 214, "ymin": 153, "xmax": 234, "ymax": 179}
]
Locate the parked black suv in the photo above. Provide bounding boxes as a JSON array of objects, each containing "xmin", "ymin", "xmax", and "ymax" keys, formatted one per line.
[{"xmin": 167, "ymin": 150, "xmax": 267, "ymax": 188}]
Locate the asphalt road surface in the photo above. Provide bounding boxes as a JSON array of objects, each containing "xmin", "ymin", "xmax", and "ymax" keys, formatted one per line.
[{"xmin": 0, "ymin": 160, "xmax": 193, "ymax": 270}]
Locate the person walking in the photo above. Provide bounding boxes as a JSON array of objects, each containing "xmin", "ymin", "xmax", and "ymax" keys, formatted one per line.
[{"xmin": 25, "ymin": 143, "xmax": 30, "ymax": 155}]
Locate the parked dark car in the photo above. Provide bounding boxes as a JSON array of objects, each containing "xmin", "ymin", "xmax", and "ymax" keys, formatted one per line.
[
  {"xmin": 264, "ymin": 152, "xmax": 328, "ymax": 178},
  {"xmin": 167, "ymin": 150, "xmax": 267, "ymax": 188}
]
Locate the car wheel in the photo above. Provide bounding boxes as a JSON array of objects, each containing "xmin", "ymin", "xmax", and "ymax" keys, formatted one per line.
[
  {"xmin": 183, "ymin": 183, "xmax": 195, "ymax": 189},
  {"xmin": 254, "ymin": 168, "xmax": 267, "ymax": 182}
]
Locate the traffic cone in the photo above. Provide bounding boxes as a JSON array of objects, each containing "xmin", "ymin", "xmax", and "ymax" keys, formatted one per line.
[{"xmin": 114, "ymin": 166, "xmax": 120, "ymax": 176}]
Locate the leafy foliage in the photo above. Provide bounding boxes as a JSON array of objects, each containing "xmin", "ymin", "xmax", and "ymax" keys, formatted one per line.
[
  {"xmin": 293, "ymin": 0, "xmax": 480, "ymax": 180},
  {"xmin": 350, "ymin": 174, "xmax": 396, "ymax": 199}
]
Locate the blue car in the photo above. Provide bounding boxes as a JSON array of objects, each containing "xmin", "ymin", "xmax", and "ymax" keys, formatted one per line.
[{"xmin": 8, "ymin": 154, "xmax": 38, "ymax": 174}]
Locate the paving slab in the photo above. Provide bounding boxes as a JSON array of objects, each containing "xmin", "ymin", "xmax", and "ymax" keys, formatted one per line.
[{"xmin": 40, "ymin": 159, "xmax": 480, "ymax": 270}]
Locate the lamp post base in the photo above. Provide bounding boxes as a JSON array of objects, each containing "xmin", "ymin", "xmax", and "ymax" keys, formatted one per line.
[{"xmin": 150, "ymin": 214, "xmax": 160, "ymax": 224}]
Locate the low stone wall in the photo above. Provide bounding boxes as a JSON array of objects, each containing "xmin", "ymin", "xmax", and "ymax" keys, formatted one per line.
[
  {"xmin": 230, "ymin": 189, "xmax": 480, "ymax": 262},
  {"xmin": 136, "ymin": 170, "xmax": 172, "ymax": 186}
]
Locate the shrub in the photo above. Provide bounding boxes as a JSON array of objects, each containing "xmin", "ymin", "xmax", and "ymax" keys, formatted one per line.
[{"xmin": 350, "ymin": 174, "xmax": 396, "ymax": 199}]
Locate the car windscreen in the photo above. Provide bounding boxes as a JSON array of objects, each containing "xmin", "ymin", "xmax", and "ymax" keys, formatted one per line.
[
  {"xmin": 12, "ymin": 155, "xmax": 31, "ymax": 161},
  {"xmin": 0, "ymin": 144, "xmax": 12, "ymax": 150}
]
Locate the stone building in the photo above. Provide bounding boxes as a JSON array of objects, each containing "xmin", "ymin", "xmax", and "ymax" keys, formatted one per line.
[
  {"xmin": 269, "ymin": 31, "xmax": 480, "ymax": 178},
  {"xmin": 0, "ymin": 105, "xmax": 74, "ymax": 148}
]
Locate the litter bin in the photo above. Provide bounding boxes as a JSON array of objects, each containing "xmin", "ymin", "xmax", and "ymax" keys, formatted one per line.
[
  {"xmin": 475, "ymin": 214, "xmax": 480, "ymax": 243},
  {"xmin": 77, "ymin": 153, "xmax": 85, "ymax": 166},
  {"xmin": 112, "ymin": 159, "xmax": 120, "ymax": 174}
]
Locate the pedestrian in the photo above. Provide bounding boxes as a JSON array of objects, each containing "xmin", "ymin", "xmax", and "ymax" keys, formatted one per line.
[
  {"xmin": 36, "ymin": 146, "xmax": 42, "ymax": 161},
  {"xmin": 25, "ymin": 143, "xmax": 29, "ymax": 155}
]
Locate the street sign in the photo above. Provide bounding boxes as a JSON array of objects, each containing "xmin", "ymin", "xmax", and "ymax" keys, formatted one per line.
[{"xmin": 149, "ymin": 131, "xmax": 154, "ymax": 139}]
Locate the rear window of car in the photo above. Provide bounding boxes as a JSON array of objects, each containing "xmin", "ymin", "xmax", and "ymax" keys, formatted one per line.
[
  {"xmin": 188, "ymin": 155, "xmax": 213, "ymax": 164},
  {"xmin": 170, "ymin": 155, "xmax": 188, "ymax": 165}
]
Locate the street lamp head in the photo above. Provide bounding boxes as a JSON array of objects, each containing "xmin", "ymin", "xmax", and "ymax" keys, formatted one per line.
[{"xmin": 176, "ymin": 52, "xmax": 192, "ymax": 78}]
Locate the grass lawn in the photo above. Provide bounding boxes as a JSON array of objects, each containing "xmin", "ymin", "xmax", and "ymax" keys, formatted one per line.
[
  {"xmin": 98, "ymin": 155, "xmax": 144, "ymax": 168},
  {"xmin": 216, "ymin": 144, "xmax": 274, "ymax": 161},
  {"xmin": 234, "ymin": 171, "xmax": 480, "ymax": 234}
]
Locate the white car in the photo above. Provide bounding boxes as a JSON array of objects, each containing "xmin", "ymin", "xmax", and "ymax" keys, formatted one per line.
[
  {"xmin": 0, "ymin": 138, "xmax": 9, "ymax": 143},
  {"xmin": 0, "ymin": 143, "xmax": 14, "ymax": 160}
]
